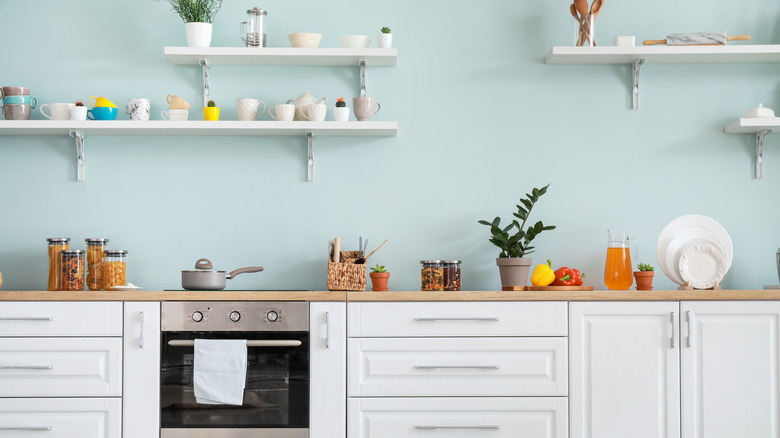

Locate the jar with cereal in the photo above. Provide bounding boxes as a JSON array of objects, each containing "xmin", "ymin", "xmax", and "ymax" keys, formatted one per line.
[
  {"xmin": 47, "ymin": 238, "xmax": 71, "ymax": 291},
  {"xmin": 442, "ymin": 260, "xmax": 462, "ymax": 291},
  {"xmin": 60, "ymin": 249, "xmax": 85, "ymax": 291},
  {"xmin": 103, "ymin": 250, "xmax": 128, "ymax": 290},
  {"xmin": 421, "ymin": 260, "xmax": 444, "ymax": 291},
  {"xmin": 85, "ymin": 238, "xmax": 108, "ymax": 291}
]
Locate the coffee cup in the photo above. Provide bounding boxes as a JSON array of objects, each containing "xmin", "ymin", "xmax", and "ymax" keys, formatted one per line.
[
  {"xmin": 70, "ymin": 105, "xmax": 88, "ymax": 121},
  {"xmin": 269, "ymin": 104, "xmax": 295, "ymax": 122},
  {"xmin": 3, "ymin": 95, "xmax": 37, "ymax": 108},
  {"xmin": 161, "ymin": 109, "xmax": 189, "ymax": 121},
  {"xmin": 126, "ymin": 97, "xmax": 151, "ymax": 121},
  {"xmin": 90, "ymin": 96, "xmax": 117, "ymax": 108},
  {"xmin": 167, "ymin": 94, "xmax": 191, "ymax": 110},
  {"xmin": 353, "ymin": 97, "xmax": 381, "ymax": 121},
  {"xmin": 302, "ymin": 103, "xmax": 327, "ymax": 122},
  {"xmin": 41, "ymin": 103, "xmax": 75, "ymax": 120},
  {"xmin": 1, "ymin": 104, "xmax": 32, "ymax": 120},
  {"xmin": 87, "ymin": 106, "xmax": 118, "ymax": 120},
  {"xmin": 237, "ymin": 98, "xmax": 267, "ymax": 121},
  {"xmin": 0, "ymin": 86, "xmax": 31, "ymax": 99}
]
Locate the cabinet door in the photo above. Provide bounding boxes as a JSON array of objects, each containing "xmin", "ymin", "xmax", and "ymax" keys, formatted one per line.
[
  {"xmin": 310, "ymin": 302, "xmax": 346, "ymax": 438},
  {"xmin": 569, "ymin": 302, "xmax": 680, "ymax": 438},
  {"xmin": 0, "ymin": 398, "xmax": 121, "ymax": 438},
  {"xmin": 681, "ymin": 301, "xmax": 780, "ymax": 438},
  {"xmin": 123, "ymin": 302, "xmax": 160, "ymax": 438}
]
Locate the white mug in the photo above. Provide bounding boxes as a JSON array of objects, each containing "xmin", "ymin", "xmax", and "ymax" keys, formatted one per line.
[
  {"xmin": 269, "ymin": 104, "xmax": 295, "ymax": 122},
  {"xmin": 352, "ymin": 97, "xmax": 381, "ymax": 121},
  {"xmin": 302, "ymin": 103, "xmax": 327, "ymax": 122},
  {"xmin": 161, "ymin": 109, "xmax": 189, "ymax": 121},
  {"xmin": 237, "ymin": 98, "xmax": 267, "ymax": 121},
  {"xmin": 40, "ymin": 102, "xmax": 74, "ymax": 120},
  {"xmin": 126, "ymin": 97, "xmax": 151, "ymax": 121}
]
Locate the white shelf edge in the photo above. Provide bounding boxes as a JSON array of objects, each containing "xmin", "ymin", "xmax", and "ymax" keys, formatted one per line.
[
  {"xmin": 164, "ymin": 46, "xmax": 398, "ymax": 66},
  {"xmin": 724, "ymin": 117, "xmax": 780, "ymax": 134},
  {"xmin": 546, "ymin": 44, "xmax": 780, "ymax": 65}
]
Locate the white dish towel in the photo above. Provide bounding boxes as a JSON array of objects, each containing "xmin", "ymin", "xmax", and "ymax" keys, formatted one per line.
[{"xmin": 193, "ymin": 339, "xmax": 247, "ymax": 405}]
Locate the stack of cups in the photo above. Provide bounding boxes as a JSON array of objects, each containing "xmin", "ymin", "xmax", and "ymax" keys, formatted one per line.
[
  {"xmin": 0, "ymin": 86, "xmax": 37, "ymax": 120},
  {"xmin": 162, "ymin": 94, "xmax": 190, "ymax": 121},
  {"xmin": 88, "ymin": 96, "xmax": 118, "ymax": 120}
]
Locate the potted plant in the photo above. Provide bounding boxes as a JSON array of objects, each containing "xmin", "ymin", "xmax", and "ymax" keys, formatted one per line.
[
  {"xmin": 634, "ymin": 262, "xmax": 655, "ymax": 291},
  {"xmin": 334, "ymin": 97, "xmax": 350, "ymax": 122},
  {"xmin": 156, "ymin": 0, "xmax": 223, "ymax": 47},
  {"xmin": 204, "ymin": 99, "xmax": 219, "ymax": 121},
  {"xmin": 377, "ymin": 26, "xmax": 393, "ymax": 48},
  {"xmin": 70, "ymin": 100, "xmax": 87, "ymax": 121},
  {"xmin": 369, "ymin": 264, "xmax": 389, "ymax": 291},
  {"xmin": 478, "ymin": 184, "xmax": 555, "ymax": 290}
]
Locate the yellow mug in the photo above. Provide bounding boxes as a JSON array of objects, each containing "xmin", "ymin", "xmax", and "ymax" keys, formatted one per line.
[{"xmin": 90, "ymin": 96, "xmax": 117, "ymax": 108}]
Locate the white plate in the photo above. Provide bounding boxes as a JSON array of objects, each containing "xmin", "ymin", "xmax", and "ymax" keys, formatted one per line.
[
  {"xmin": 678, "ymin": 243, "xmax": 727, "ymax": 289},
  {"xmin": 656, "ymin": 215, "xmax": 733, "ymax": 286},
  {"xmin": 110, "ymin": 285, "xmax": 141, "ymax": 291}
]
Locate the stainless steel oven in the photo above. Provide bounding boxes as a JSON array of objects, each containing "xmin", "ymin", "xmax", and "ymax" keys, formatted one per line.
[{"xmin": 160, "ymin": 301, "xmax": 309, "ymax": 438}]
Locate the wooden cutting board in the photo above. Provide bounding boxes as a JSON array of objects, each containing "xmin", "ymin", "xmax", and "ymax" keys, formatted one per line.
[{"xmin": 502, "ymin": 285, "xmax": 594, "ymax": 291}]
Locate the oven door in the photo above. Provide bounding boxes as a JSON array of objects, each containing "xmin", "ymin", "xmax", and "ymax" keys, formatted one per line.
[{"xmin": 160, "ymin": 331, "xmax": 309, "ymax": 437}]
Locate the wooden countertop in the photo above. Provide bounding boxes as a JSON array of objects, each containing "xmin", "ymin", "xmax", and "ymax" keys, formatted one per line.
[{"xmin": 1, "ymin": 290, "xmax": 780, "ymax": 301}]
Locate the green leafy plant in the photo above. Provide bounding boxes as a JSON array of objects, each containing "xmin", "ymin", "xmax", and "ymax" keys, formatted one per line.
[
  {"xmin": 207, "ymin": 100, "xmax": 216, "ymax": 107},
  {"xmin": 637, "ymin": 262, "xmax": 654, "ymax": 272},
  {"xmin": 381, "ymin": 26, "xmax": 392, "ymax": 34},
  {"xmin": 478, "ymin": 184, "xmax": 556, "ymax": 258},
  {"xmin": 370, "ymin": 264, "xmax": 387, "ymax": 273},
  {"xmin": 155, "ymin": 0, "xmax": 223, "ymax": 23}
]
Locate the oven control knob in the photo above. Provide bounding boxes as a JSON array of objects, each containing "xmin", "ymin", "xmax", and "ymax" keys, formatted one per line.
[
  {"xmin": 266, "ymin": 311, "xmax": 279, "ymax": 322},
  {"xmin": 191, "ymin": 311, "xmax": 203, "ymax": 322},
  {"xmin": 229, "ymin": 311, "xmax": 241, "ymax": 322}
]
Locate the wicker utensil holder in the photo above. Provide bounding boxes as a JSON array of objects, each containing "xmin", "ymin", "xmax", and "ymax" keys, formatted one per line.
[{"xmin": 327, "ymin": 250, "xmax": 366, "ymax": 291}]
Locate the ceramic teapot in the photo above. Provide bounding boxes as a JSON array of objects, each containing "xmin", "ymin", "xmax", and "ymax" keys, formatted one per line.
[{"xmin": 286, "ymin": 92, "xmax": 325, "ymax": 121}]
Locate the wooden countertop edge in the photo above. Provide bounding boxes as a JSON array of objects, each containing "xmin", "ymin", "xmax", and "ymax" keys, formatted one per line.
[{"xmin": 1, "ymin": 290, "xmax": 780, "ymax": 301}]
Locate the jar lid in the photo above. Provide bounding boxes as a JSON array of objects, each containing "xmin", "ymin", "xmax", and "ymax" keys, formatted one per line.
[
  {"xmin": 61, "ymin": 249, "xmax": 84, "ymax": 255},
  {"xmin": 85, "ymin": 238, "xmax": 109, "ymax": 244},
  {"xmin": 421, "ymin": 260, "xmax": 443, "ymax": 264},
  {"xmin": 443, "ymin": 260, "xmax": 462, "ymax": 264},
  {"xmin": 247, "ymin": 7, "xmax": 267, "ymax": 15},
  {"xmin": 47, "ymin": 238, "xmax": 70, "ymax": 243},
  {"xmin": 104, "ymin": 250, "xmax": 128, "ymax": 256}
]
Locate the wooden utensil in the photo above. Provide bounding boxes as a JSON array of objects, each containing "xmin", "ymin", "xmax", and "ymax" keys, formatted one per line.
[
  {"xmin": 354, "ymin": 238, "xmax": 388, "ymax": 265},
  {"xmin": 590, "ymin": 0, "xmax": 603, "ymax": 17},
  {"xmin": 332, "ymin": 237, "xmax": 341, "ymax": 263},
  {"xmin": 643, "ymin": 32, "xmax": 750, "ymax": 46},
  {"xmin": 570, "ymin": 4, "xmax": 585, "ymax": 45}
]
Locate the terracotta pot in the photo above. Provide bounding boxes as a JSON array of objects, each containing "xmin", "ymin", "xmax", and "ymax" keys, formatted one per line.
[
  {"xmin": 370, "ymin": 272, "xmax": 389, "ymax": 291},
  {"xmin": 634, "ymin": 271, "xmax": 654, "ymax": 290},
  {"xmin": 496, "ymin": 257, "xmax": 532, "ymax": 290}
]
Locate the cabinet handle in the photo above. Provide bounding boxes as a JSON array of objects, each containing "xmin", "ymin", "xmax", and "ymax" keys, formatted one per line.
[
  {"xmin": 0, "ymin": 426, "xmax": 52, "ymax": 431},
  {"xmin": 325, "ymin": 311, "xmax": 330, "ymax": 349},
  {"xmin": 686, "ymin": 310, "xmax": 692, "ymax": 348},
  {"xmin": 415, "ymin": 425, "xmax": 500, "ymax": 430},
  {"xmin": 0, "ymin": 366, "xmax": 52, "ymax": 370},
  {"xmin": 415, "ymin": 365, "xmax": 500, "ymax": 370},
  {"xmin": 670, "ymin": 312, "xmax": 675, "ymax": 348},
  {"xmin": 0, "ymin": 317, "xmax": 53, "ymax": 321},
  {"xmin": 414, "ymin": 317, "xmax": 500, "ymax": 322},
  {"xmin": 168, "ymin": 339, "xmax": 301, "ymax": 347},
  {"xmin": 139, "ymin": 311, "xmax": 145, "ymax": 349}
]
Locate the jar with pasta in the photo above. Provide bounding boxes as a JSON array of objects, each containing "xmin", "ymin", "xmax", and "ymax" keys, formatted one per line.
[
  {"xmin": 102, "ymin": 250, "xmax": 127, "ymax": 290},
  {"xmin": 421, "ymin": 260, "xmax": 444, "ymax": 291},
  {"xmin": 60, "ymin": 249, "xmax": 85, "ymax": 291},
  {"xmin": 85, "ymin": 238, "xmax": 109, "ymax": 291},
  {"xmin": 47, "ymin": 238, "xmax": 70, "ymax": 291}
]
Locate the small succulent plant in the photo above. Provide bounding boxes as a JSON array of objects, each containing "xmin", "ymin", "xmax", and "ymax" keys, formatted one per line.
[
  {"xmin": 637, "ymin": 262, "xmax": 654, "ymax": 272},
  {"xmin": 370, "ymin": 264, "xmax": 387, "ymax": 273},
  {"xmin": 207, "ymin": 100, "xmax": 216, "ymax": 108},
  {"xmin": 381, "ymin": 26, "xmax": 391, "ymax": 34},
  {"xmin": 336, "ymin": 97, "xmax": 346, "ymax": 108},
  {"xmin": 75, "ymin": 101, "xmax": 84, "ymax": 107}
]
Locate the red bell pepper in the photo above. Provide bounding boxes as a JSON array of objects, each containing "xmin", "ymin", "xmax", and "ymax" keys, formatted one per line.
[{"xmin": 552, "ymin": 267, "xmax": 585, "ymax": 286}]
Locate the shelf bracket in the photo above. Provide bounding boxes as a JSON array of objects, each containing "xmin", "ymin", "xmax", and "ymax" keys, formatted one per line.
[
  {"xmin": 306, "ymin": 131, "xmax": 314, "ymax": 182},
  {"xmin": 632, "ymin": 58, "xmax": 645, "ymax": 110},
  {"xmin": 199, "ymin": 58, "xmax": 211, "ymax": 107},
  {"xmin": 69, "ymin": 130, "xmax": 85, "ymax": 182},
  {"xmin": 755, "ymin": 129, "xmax": 772, "ymax": 179},
  {"xmin": 359, "ymin": 59, "xmax": 367, "ymax": 97}
]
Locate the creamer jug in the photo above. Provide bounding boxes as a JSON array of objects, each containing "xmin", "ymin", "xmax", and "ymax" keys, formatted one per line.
[{"xmin": 604, "ymin": 229, "xmax": 637, "ymax": 290}]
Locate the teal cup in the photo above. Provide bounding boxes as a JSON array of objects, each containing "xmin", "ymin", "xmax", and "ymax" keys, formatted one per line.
[
  {"xmin": 87, "ymin": 106, "xmax": 117, "ymax": 120},
  {"xmin": 2, "ymin": 95, "xmax": 37, "ymax": 108}
]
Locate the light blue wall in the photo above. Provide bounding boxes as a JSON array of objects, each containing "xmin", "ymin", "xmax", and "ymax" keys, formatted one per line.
[{"xmin": 1, "ymin": 0, "xmax": 779, "ymax": 291}]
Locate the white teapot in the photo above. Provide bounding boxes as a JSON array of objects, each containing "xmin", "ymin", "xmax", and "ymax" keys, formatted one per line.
[{"xmin": 286, "ymin": 92, "xmax": 325, "ymax": 121}]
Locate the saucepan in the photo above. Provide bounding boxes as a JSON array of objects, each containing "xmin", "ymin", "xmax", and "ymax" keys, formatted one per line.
[{"xmin": 181, "ymin": 258, "xmax": 264, "ymax": 290}]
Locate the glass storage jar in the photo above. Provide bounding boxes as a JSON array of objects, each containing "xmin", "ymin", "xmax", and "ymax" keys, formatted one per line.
[
  {"xmin": 85, "ymin": 238, "xmax": 108, "ymax": 291},
  {"xmin": 442, "ymin": 260, "xmax": 462, "ymax": 291},
  {"xmin": 102, "ymin": 250, "xmax": 127, "ymax": 290},
  {"xmin": 47, "ymin": 238, "xmax": 70, "ymax": 291},
  {"xmin": 60, "ymin": 249, "xmax": 85, "ymax": 291},
  {"xmin": 421, "ymin": 260, "xmax": 444, "ymax": 291}
]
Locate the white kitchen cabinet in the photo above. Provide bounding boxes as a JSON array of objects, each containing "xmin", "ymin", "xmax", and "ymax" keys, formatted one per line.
[
  {"xmin": 681, "ymin": 301, "xmax": 780, "ymax": 438},
  {"xmin": 123, "ymin": 302, "xmax": 160, "ymax": 438},
  {"xmin": 310, "ymin": 302, "xmax": 347, "ymax": 438},
  {"xmin": 0, "ymin": 398, "xmax": 121, "ymax": 438}
]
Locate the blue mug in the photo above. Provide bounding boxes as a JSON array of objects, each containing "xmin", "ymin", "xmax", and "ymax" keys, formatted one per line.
[
  {"xmin": 87, "ymin": 106, "xmax": 118, "ymax": 120},
  {"xmin": 2, "ymin": 95, "xmax": 37, "ymax": 109}
]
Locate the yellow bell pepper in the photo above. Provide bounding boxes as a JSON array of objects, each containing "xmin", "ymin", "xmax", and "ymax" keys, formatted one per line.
[{"xmin": 530, "ymin": 259, "xmax": 555, "ymax": 286}]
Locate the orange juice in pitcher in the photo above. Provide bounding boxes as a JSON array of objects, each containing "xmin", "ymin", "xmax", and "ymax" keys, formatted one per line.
[{"xmin": 604, "ymin": 230, "xmax": 637, "ymax": 290}]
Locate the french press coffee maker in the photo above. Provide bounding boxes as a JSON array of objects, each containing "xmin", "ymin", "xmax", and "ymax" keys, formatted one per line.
[{"xmin": 240, "ymin": 7, "xmax": 267, "ymax": 47}]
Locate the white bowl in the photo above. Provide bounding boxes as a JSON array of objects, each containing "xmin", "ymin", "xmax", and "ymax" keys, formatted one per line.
[
  {"xmin": 289, "ymin": 32, "xmax": 322, "ymax": 48},
  {"xmin": 339, "ymin": 35, "xmax": 372, "ymax": 48}
]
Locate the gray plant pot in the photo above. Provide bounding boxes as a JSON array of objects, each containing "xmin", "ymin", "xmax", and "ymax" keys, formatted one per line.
[{"xmin": 496, "ymin": 257, "xmax": 532, "ymax": 289}]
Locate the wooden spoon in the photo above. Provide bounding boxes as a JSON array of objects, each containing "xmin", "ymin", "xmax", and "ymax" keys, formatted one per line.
[
  {"xmin": 590, "ymin": 0, "xmax": 603, "ymax": 17},
  {"xmin": 573, "ymin": 0, "xmax": 591, "ymax": 46},
  {"xmin": 354, "ymin": 239, "xmax": 388, "ymax": 265},
  {"xmin": 569, "ymin": 4, "xmax": 584, "ymax": 45}
]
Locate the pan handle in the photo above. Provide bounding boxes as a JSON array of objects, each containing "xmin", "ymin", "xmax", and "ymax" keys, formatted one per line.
[{"xmin": 227, "ymin": 266, "xmax": 264, "ymax": 279}]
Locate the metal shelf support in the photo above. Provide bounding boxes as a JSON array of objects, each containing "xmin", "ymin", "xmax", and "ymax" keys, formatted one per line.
[
  {"xmin": 69, "ymin": 130, "xmax": 85, "ymax": 182},
  {"xmin": 306, "ymin": 131, "xmax": 314, "ymax": 182},
  {"xmin": 359, "ymin": 60, "xmax": 367, "ymax": 97},
  {"xmin": 200, "ymin": 58, "xmax": 211, "ymax": 107},
  {"xmin": 632, "ymin": 58, "xmax": 645, "ymax": 110},
  {"xmin": 755, "ymin": 129, "xmax": 772, "ymax": 179}
]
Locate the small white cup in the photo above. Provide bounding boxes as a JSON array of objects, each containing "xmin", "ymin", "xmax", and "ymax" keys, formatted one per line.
[
  {"xmin": 161, "ymin": 109, "xmax": 189, "ymax": 121},
  {"xmin": 70, "ymin": 106, "xmax": 88, "ymax": 121},
  {"xmin": 334, "ymin": 106, "xmax": 350, "ymax": 122},
  {"xmin": 269, "ymin": 104, "xmax": 295, "ymax": 122},
  {"xmin": 614, "ymin": 36, "xmax": 636, "ymax": 46},
  {"xmin": 237, "ymin": 98, "xmax": 267, "ymax": 121},
  {"xmin": 40, "ymin": 102, "xmax": 74, "ymax": 120},
  {"xmin": 302, "ymin": 103, "xmax": 326, "ymax": 122},
  {"xmin": 126, "ymin": 97, "xmax": 151, "ymax": 121}
]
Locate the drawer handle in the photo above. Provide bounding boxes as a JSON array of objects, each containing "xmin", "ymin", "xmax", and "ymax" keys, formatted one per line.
[
  {"xmin": 414, "ymin": 317, "xmax": 500, "ymax": 322},
  {"xmin": 168, "ymin": 340, "xmax": 301, "ymax": 347},
  {"xmin": 0, "ymin": 317, "xmax": 53, "ymax": 321},
  {"xmin": 415, "ymin": 365, "xmax": 500, "ymax": 370},
  {"xmin": 0, "ymin": 426, "xmax": 52, "ymax": 431},
  {"xmin": 0, "ymin": 366, "xmax": 53, "ymax": 370},
  {"xmin": 415, "ymin": 425, "xmax": 500, "ymax": 430}
]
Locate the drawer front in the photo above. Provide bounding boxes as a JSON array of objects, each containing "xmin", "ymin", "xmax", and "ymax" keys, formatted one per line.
[
  {"xmin": 0, "ymin": 302, "xmax": 122, "ymax": 336},
  {"xmin": 348, "ymin": 302, "xmax": 567, "ymax": 337},
  {"xmin": 0, "ymin": 398, "xmax": 121, "ymax": 438},
  {"xmin": 348, "ymin": 337, "xmax": 567, "ymax": 396},
  {"xmin": 0, "ymin": 338, "xmax": 122, "ymax": 396},
  {"xmin": 348, "ymin": 397, "xmax": 568, "ymax": 438}
]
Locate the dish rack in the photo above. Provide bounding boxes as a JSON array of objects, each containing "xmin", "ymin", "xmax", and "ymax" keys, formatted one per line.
[{"xmin": 327, "ymin": 250, "xmax": 366, "ymax": 291}]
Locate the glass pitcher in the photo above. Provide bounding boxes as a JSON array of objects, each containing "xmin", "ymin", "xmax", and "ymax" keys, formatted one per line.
[
  {"xmin": 604, "ymin": 229, "xmax": 637, "ymax": 290},
  {"xmin": 240, "ymin": 7, "xmax": 267, "ymax": 47}
]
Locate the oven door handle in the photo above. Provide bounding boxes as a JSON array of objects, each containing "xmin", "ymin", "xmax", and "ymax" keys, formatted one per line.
[{"xmin": 167, "ymin": 340, "xmax": 302, "ymax": 347}]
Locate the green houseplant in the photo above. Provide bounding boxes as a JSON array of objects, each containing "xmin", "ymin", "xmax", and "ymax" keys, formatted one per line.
[
  {"xmin": 156, "ymin": 0, "xmax": 223, "ymax": 47},
  {"xmin": 478, "ymin": 184, "xmax": 555, "ymax": 289},
  {"xmin": 634, "ymin": 262, "xmax": 655, "ymax": 291},
  {"xmin": 369, "ymin": 264, "xmax": 389, "ymax": 292},
  {"xmin": 378, "ymin": 26, "xmax": 393, "ymax": 48}
]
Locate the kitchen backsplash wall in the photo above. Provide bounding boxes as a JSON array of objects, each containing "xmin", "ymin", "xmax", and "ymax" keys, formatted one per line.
[{"xmin": 1, "ymin": 0, "xmax": 779, "ymax": 291}]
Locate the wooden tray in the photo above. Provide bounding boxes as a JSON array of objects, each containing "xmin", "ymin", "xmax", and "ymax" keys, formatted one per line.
[{"xmin": 502, "ymin": 286, "xmax": 594, "ymax": 291}]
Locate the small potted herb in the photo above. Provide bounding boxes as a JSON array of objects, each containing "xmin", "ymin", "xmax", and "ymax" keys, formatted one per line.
[
  {"xmin": 378, "ymin": 26, "xmax": 393, "ymax": 48},
  {"xmin": 369, "ymin": 264, "xmax": 390, "ymax": 291},
  {"xmin": 203, "ymin": 99, "xmax": 220, "ymax": 121},
  {"xmin": 334, "ymin": 97, "xmax": 350, "ymax": 122},
  {"xmin": 154, "ymin": 0, "xmax": 223, "ymax": 47},
  {"xmin": 634, "ymin": 262, "xmax": 655, "ymax": 291},
  {"xmin": 71, "ymin": 100, "xmax": 87, "ymax": 121}
]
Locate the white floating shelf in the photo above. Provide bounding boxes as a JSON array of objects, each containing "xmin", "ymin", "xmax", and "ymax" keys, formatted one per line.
[
  {"xmin": 164, "ymin": 46, "xmax": 397, "ymax": 66},
  {"xmin": 724, "ymin": 117, "xmax": 780, "ymax": 134},
  {"xmin": 545, "ymin": 44, "xmax": 780, "ymax": 65}
]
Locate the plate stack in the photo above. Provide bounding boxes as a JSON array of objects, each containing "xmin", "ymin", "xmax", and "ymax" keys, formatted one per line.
[{"xmin": 656, "ymin": 215, "xmax": 733, "ymax": 289}]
